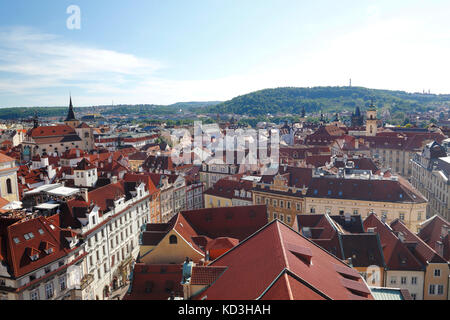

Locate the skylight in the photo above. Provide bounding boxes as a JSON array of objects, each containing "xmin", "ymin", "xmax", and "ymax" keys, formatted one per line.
[{"xmin": 13, "ymin": 237, "xmax": 20, "ymax": 244}]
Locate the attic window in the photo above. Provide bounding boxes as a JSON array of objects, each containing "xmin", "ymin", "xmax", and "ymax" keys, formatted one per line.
[
  {"xmin": 38, "ymin": 229, "xmax": 44, "ymax": 235},
  {"xmin": 30, "ymin": 253, "xmax": 39, "ymax": 261},
  {"xmin": 24, "ymin": 232, "xmax": 34, "ymax": 240},
  {"xmin": 286, "ymin": 242, "xmax": 313, "ymax": 265},
  {"xmin": 49, "ymin": 225, "xmax": 55, "ymax": 230},
  {"xmin": 399, "ymin": 193, "xmax": 403, "ymax": 199},
  {"xmin": 45, "ymin": 247, "xmax": 54, "ymax": 254},
  {"xmin": 13, "ymin": 237, "xmax": 20, "ymax": 244}
]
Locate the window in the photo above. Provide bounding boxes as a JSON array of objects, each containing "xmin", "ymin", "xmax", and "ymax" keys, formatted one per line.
[
  {"xmin": 6, "ymin": 178, "xmax": 12, "ymax": 194},
  {"xmin": 59, "ymin": 275, "xmax": 67, "ymax": 291},
  {"xmin": 411, "ymin": 293, "xmax": 416, "ymax": 300},
  {"xmin": 437, "ymin": 285, "xmax": 444, "ymax": 295},
  {"xmin": 30, "ymin": 289, "xmax": 39, "ymax": 300},
  {"xmin": 38, "ymin": 229, "xmax": 44, "ymax": 235},
  {"xmin": 310, "ymin": 207, "xmax": 315, "ymax": 213},
  {"xmin": 169, "ymin": 235, "xmax": 177, "ymax": 244},
  {"xmin": 273, "ymin": 213, "xmax": 277, "ymax": 220},
  {"xmin": 45, "ymin": 282, "xmax": 54, "ymax": 299},
  {"xmin": 399, "ymin": 213, "xmax": 405, "ymax": 221},
  {"xmin": 411, "ymin": 277, "xmax": 417, "ymax": 285},
  {"xmin": 286, "ymin": 215, "xmax": 291, "ymax": 224},
  {"xmin": 296, "ymin": 203, "xmax": 301, "ymax": 211},
  {"xmin": 429, "ymin": 284, "xmax": 436, "ymax": 295},
  {"xmin": 279, "ymin": 214, "xmax": 284, "ymax": 222},
  {"xmin": 401, "ymin": 277, "xmax": 407, "ymax": 284},
  {"xmin": 390, "ymin": 277, "xmax": 397, "ymax": 285},
  {"xmin": 13, "ymin": 237, "xmax": 20, "ymax": 244},
  {"xmin": 434, "ymin": 269, "xmax": 441, "ymax": 277}
]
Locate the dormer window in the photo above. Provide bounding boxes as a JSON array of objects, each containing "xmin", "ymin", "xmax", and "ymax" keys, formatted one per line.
[{"xmin": 30, "ymin": 253, "xmax": 39, "ymax": 261}]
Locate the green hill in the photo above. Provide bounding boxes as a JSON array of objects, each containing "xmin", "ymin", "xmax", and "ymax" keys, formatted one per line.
[{"xmin": 201, "ymin": 86, "xmax": 450, "ymax": 116}]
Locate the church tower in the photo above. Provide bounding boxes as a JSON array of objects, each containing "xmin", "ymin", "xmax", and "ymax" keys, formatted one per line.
[
  {"xmin": 365, "ymin": 101, "xmax": 378, "ymax": 136},
  {"xmin": 65, "ymin": 96, "xmax": 80, "ymax": 128},
  {"xmin": 351, "ymin": 106, "xmax": 364, "ymax": 127}
]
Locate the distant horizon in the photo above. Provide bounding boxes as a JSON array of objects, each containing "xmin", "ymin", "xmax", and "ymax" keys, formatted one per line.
[{"xmin": 1, "ymin": 85, "xmax": 449, "ymax": 109}]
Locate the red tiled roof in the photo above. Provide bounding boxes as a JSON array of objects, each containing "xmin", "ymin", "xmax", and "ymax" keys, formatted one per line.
[
  {"xmin": 390, "ymin": 219, "xmax": 446, "ymax": 264},
  {"xmin": 306, "ymin": 177, "xmax": 426, "ymax": 203},
  {"xmin": 195, "ymin": 220, "xmax": 373, "ymax": 300},
  {"xmin": 0, "ymin": 216, "xmax": 74, "ymax": 278},
  {"xmin": 363, "ymin": 213, "xmax": 424, "ymax": 271},
  {"xmin": 204, "ymin": 177, "xmax": 253, "ymax": 200},
  {"xmin": 124, "ymin": 264, "xmax": 183, "ymax": 300},
  {"xmin": 74, "ymin": 158, "xmax": 96, "ymax": 170},
  {"xmin": 28, "ymin": 125, "xmax": 77, "ymax": 138},
  {"xmin": 180, "ymin": 205, "xmax": 268, "ymax": 241},
  {"xmin": 417, "ymin": 215, "xmax": 450, "ymax": 261},
  {"xmin": 205, "ymin": 237, "xmax": 239, "ymax": 251},
  {"xmin": 190, "ymin": 266, "xmax": 227, "ymax": 285}
]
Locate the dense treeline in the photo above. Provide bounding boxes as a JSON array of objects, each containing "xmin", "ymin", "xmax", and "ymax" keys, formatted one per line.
[{"xmin": 200, "ymin": 86, "xmax": 450, "ymax": 115}]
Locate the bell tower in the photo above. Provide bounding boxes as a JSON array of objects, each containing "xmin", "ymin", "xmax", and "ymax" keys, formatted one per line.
[
  {"xmin": 366, "ymin": 100, "xmax": 378, "ymax": 136},
  {"xmin": 65, "ymin": 96, "xmax": 80, "ymax": 128}
]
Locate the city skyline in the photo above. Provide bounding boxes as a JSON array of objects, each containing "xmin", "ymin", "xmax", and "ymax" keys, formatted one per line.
[{"xmin": 0, "ymin": 0, "xmax": 449, "ymax": 107}]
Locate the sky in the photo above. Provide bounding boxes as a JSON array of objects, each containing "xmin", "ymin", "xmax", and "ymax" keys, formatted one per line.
[{"xmin": 0, "ymin": 0, "xmax": 449, "ymax": 107}]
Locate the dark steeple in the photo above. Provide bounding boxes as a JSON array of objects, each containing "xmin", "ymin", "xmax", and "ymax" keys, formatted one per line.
[
  {"xmin": 33, "ymin": 111, "xmax": 39, "ymax": 129},
  {"xmin": 65, "ymin": 96, "xmax": 77, "ymax": 121},
  {"xmin": 301, "ymin": 106, "xmax": 306, "ymax": 118}
]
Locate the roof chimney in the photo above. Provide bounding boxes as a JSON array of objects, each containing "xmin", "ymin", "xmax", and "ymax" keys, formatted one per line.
[{"xmin": 81, "ymin": 188, "xmax": 89, "ymax": 202}]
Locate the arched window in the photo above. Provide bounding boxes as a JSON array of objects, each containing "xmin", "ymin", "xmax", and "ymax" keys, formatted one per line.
[
  {"xmin": 6, "ymin": 178, "xmax": 12, "ymax": 194},
  {"xmin": 169, "ymin": 235, "xmax": 177, "ymax": 244}
]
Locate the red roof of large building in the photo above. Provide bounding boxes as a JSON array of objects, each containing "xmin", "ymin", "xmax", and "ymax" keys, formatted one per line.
[
  {"xmin": 417, "ymin": 215, "xmax": 450, "ymax": 261},
  {"xmin": 0, "ymin": 216, "xmax": 76, "ymax": 278},
  {"xmin": 194, "ymin": 220, "xmax": 373, "ymax": 300},
  {"xmin": 28, "ymin": 125, "xmax": 77, "ymax": 138},
  {"xmin": 363, "ymin": 213, "xmax": 424, "ymax": 271},
  {"xmin": 124, "ymin": 264, "xmax": 183, "ymax": 300}
]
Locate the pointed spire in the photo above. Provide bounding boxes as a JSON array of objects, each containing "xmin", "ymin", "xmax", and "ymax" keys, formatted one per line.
[{"xmin": 65, "ymin": 95, "xmax": 77, "ymax": 121}]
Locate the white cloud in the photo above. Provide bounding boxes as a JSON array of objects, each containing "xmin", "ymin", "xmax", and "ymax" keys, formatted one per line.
[{"xmin": 0, "ymin": 16, "xmax": 449, "ymax": 108}]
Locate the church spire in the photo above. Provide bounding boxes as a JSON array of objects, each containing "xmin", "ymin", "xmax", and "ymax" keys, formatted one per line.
[{"xmin": 65, "ymin": 95, "xmax": 77, "ymax": 121}]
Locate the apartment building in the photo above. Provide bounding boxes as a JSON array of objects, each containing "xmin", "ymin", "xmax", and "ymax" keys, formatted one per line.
[{"xmin": 411, "ymin": 141, "xmax": 449, "ymax": 221}]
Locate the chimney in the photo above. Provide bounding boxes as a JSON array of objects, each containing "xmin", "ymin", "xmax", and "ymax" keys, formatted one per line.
[
  {"xmin": 81, "ymin": 188, "xmax": 89, "ymax": 202},
  {"xmin": 441, "ymin": 226, "xmax": 448, "ymax": 238},
  {"xmin": 344, "ymin": 212, "xmax": 351, "ymax": 222},
  {"xmin": 367, "ymin": 227, "xmax": 376, "ymax": 233},
  {"xmin": 76, "ymin": 149, "xmax": 80, "ymax": 158},
  {"xmin": 355, "ymin": 138, "xmax": 359, "ymax": 149},
  {"xmin": 435, "ymin": 241, "xmax": 444, "ymax": 257}
]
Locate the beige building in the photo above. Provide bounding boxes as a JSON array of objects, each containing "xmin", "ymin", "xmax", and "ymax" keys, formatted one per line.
[
  {"xmin": 0, "ymin": 153, "xmax": 19, "ymax": 202},
  {"xmin": 305, "ymin": 174, "xmax": 428, "ymax": 233},
  {"xmin": 252, "ymin": 167, "xmax": 311, "ymax": 228}
]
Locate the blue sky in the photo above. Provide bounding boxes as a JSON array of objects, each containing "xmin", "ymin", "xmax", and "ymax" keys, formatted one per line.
[{"xmin": 0, "ymin": 0, "xmax": 449, "ymax": 107}]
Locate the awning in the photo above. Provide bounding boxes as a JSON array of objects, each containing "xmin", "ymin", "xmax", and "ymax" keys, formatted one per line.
[{"xmin": 34, "ymin": 202, "xmax": 60, "ymax": 210}]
